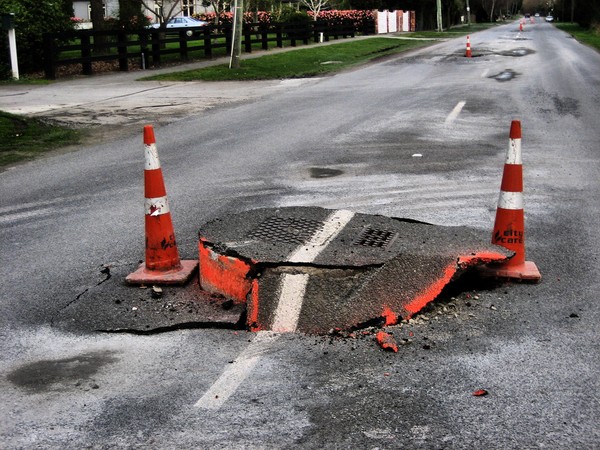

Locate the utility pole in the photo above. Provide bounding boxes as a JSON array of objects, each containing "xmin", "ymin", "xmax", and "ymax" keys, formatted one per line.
[
  {"xmin": 229, "ymin": 0, "xmax": 243, "ymax": 69},
  {"xmin": 466, "ymin": 0, "xmax": 471, "ymax": 26},
  {"xmin": 436, "ymin": 0, "xmax": 443, "ymax": 32}
]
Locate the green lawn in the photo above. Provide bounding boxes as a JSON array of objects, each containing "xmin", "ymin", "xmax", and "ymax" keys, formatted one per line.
[
  {"xmin": 555, "ymin": 23, "xmax": 600, "ymax": 51},
  {"xmin": 0, "ymin": 112, "xmax": 81, "ymax": 167},
  {"xmin": 141, "ymin": 37, "xmax": 437, "ymax": 81}
]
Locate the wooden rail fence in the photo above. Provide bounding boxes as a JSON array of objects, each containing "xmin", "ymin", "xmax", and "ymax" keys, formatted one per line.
[{"xmin": 43, "ymin": 20, "xmax": 376, "ymax": 79}]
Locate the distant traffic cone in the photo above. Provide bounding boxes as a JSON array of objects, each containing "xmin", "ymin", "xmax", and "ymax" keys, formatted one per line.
[
  {"xmin": 520, "ymin": 22, "xmax": 524, "ymax": 31},
  {"xmin": 465, "ymin": 35, "xmax": 472, "ymax": 57},
  {"xmin": 126, "ymin": 125, "xmax": 198, "ymax": 285},
  {"xmin": 480, "ymin": 120, "xmax": 541, "ymax": 282}
]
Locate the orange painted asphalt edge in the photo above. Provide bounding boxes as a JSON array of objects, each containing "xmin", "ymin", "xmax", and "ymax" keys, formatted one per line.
[{"xmin": 401, "ymin": 251, "xmax": 510, "ymax": 318}]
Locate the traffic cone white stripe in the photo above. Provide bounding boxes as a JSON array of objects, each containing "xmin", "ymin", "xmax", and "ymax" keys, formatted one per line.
[
  {"xmin": 497, "ymin": 191, "xmax": 524, "ymax": 210},
  {"xmin": 144, "ymin": 143, "xmax": 161, "ymax": 170},
  {"xmin": 506, "ymin": 138, "xmax": 522, "ymax": 164},
  {"xmin": 144, "ymin": 196, "xmax": 170, "ymax": 216}
]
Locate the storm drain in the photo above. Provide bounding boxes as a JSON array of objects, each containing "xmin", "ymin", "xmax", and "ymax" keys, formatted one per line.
[
  {"xmin": 353, "ymin": 227, "xmax": 397, "ymax": 248},
  {"xmin": 247, "ymin": 216, "xmax": 325, "ymax": 244}
]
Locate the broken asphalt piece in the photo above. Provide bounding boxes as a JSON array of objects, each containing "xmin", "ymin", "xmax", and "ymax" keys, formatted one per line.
[
  {"xmin": 375, "ymin": 331, "xmax": 399, "ymax": 352},
  {"xmin": 51, "ymin": 263, "xmax": 245, "ymax": 333},
  {"xmin": 473, "ymin": 389, "xmax": 489, "ymax": 397},
  {"xmin": 198, "ymin": 206, "xmax": 512, "ymax": 334}
]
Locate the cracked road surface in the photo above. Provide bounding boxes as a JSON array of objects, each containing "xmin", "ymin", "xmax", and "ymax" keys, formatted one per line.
[{"xmin": 1, "ymin": 22, "xmax": 600, "ymax": 448}]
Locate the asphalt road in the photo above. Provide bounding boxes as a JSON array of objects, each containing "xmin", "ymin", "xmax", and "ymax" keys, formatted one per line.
[{"xmin": 1, "ymin": 21, "xmax": 599, "ymax": 448}]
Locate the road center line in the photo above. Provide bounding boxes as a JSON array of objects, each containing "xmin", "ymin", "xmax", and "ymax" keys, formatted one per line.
[
  {"xmin": 288, "ymin": 209, "xmax": 355, "ymax": 263},
  {"xmin": 194, "ymin": 331, "xmax": 279, "ymax": 410},
  {"xmin": 445, "ymin": 101, "xmax": 466, "ymax": 125},
  {"xmin": 194, "ymin": 210, "xmax": 355, "ymax": 410},
  {"xmin": 272, "ymin": 209, "xmax": 355, "ymax": 332}
]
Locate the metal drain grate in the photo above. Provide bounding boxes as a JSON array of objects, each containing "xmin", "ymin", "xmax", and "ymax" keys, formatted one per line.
[
  {"xmin": 247, "ymin": 216, "xmax": 324, "ymax": 244},
  {"xmin": 354, "ymin": 227, "xmax": 397, "ymax": 248}
]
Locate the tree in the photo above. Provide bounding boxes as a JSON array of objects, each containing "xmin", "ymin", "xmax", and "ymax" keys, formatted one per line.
[
  {"xmin": 140, "ymin": 0, "xmax": 183, "ymax": 26},
  {"xmin": 0, "ymin": 0, "xmax": 74, "ymax": 74},
  {"xmin": 300, "ymin": 0, "xmax": 331, "ymax": 20},
  {"xmin": 119, "ymin": 0, "xmax": 147, "ymax": 29}
]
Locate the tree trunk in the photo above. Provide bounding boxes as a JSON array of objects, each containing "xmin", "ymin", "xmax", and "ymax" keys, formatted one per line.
[{"xmin": 90, "ymin": 0, "xmax": 109, "ymax": 52}]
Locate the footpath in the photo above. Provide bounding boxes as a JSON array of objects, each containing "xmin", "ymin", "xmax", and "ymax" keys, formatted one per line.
[{"xmin": 0, "ymin": 35, "xmax": 401, "ymax": 135}]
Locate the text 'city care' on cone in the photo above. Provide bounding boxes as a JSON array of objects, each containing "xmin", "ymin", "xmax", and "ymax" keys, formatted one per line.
[
  {"xmin": 480, "ymin": 120, "xmax": 541, "ymax": 282},
  {"xmin": 126, "ymin": 125, "xmax": 198, "ymax": 285}
]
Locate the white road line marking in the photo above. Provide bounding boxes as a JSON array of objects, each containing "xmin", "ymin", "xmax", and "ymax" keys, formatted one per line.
[
  {"xmin": 0, "ymin": 207, "xmax": 55, "ymax": 224},
  {"xmin": 194, "ymin": 331, "xmax": 279, "ymax": 410},
  {"xmin": 481, "ymin": 68, "xmax": 489, "ymax": 78},
  {"xmin": 445, "ymin": 101, "xmax": 466, "ymax": 125},
  {"xmin": 272, "ymin": 209, "xmax": 355, "ymax": 332},
  {"xmin": 194, "ymin": 209, "xmax": 355, "ymax": 410},
  {"xmin": 271, "ymin": 274, "xmax": 309, "ymax": 333},
  {"xmin": 288, "ymin": 209, "xmax": 355, "ymax": 263}
]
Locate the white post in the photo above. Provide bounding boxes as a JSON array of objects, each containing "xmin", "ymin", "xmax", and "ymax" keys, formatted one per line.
[
  {"xmin": 229, "ymin": 0, "xmax": 243, "ymax": 69},
  {"xmin": 4, "ymin": 13, "xmax": 19, "ymax": 80}
]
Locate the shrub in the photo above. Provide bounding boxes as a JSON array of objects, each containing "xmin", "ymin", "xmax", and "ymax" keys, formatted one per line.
[{"xmin": 0, "ymin": 0, "xmax": 75, "ymax": 75}]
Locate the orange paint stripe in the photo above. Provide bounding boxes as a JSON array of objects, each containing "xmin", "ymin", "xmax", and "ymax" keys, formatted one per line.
[
  {"xmin": 144, "ymin": 169, "xmax": 167, "ymax": 198},
  {"xmin": 404, "ymin": 264, "xmax": 457, "ymax": 316},
  {"xmin": 198, "ymin": 241, "xmax": 252, "ymax": 304},
  {"xmin": 509, "ymin": 120, "xmax": 522, "ymax": 139},
  {"xmin": 144, "ymin": 125, "xmax": 156, "ymax": 144},
  {"xmin": 249, "ymin": 279, "xmax": 262, "ymax": 331},
  {"xmin": 500, "ymin": 164, "xmax": 523, "ymax": 192},
  {"xmin": 404, "ymin": 251, "xmax": 510, "ymax": 316}
]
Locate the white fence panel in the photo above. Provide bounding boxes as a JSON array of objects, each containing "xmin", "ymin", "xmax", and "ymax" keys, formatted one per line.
[
  {"xmin": 377, "ymin": 11, "xmax": 388, "ymax": 34},
  {"xmin": 388, "ymin": 11, "xmax": 398, "ymax": 32}
]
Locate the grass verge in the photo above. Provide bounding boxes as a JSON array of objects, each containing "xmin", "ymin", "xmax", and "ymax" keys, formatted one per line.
[
  {"xmin": 0, "ymin": 111, "xmax": 81, "ymax": 168},
  {"xmin": 555, "ymin": 23, "xmax": 600, "ymax": 51},
  {"xmin": 141, "ymin": 37, "xmax": 435, "ymax": 81}
]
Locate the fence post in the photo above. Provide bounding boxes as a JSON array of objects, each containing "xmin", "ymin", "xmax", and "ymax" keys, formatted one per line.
[
  {"xmin": 43, "ymin": 32, "xmax": 57, "ymax": 80},
  {"xmin": 117, "ymin": 30, "xmax": 128, "ymax": 71},
  {"xmin": 261, "ymin": 23, "xmax": 268, "ymax": 50},
  {"xmin": 203, "ymin": 25, "xmax": 212, "ymax": 58},
  {"xmin": 179, "ymin": 30, "xmax": 188, "ymax": 60},
  {"xmin": 225, "ymin": 24, "xmax": 232, "ymax": 55},
  {"xmin": 244, "ymin": 23, "xmax": 252, "ymax": 53},
  {"xmin": 151, "ymin": 30, "xmax": 161, "ymax": 66},
  {"xmin": 276, "ymin": 23, "xmax": 283, "ymax": 48},
  {"xmin": 81, "ymin": 32, "xmax": 93, "ymax": 75}
]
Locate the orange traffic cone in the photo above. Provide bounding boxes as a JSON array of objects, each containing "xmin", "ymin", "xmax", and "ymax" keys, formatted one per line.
[
  {"xmin": 481, "ymin": 120, "xmax": 541, "ymax": 282},
  {"xmin": 520, "ymin": 22, "xmax": 524, "ymax": 31},
  {"xmin": 465, "ymin": 35, "xmax": 472, "ymax": 58},
  {"xmin": 126, "ymin": 125, "xmax": 198, "ymax": 285}
]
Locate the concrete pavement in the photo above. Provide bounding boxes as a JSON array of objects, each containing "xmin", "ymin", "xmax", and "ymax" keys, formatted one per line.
[{"xmin": 0, "ymin": 34, "xmax": 444, "ymax": 138}]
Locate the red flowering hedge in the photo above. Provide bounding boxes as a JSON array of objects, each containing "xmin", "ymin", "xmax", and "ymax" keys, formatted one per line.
[
  {"xmin": 310, "ymin": 10, "xmax": 375, "ymax": 28},
  {"xmin": 193, "ymin": 10, "xmax": 374, "ymax": 26},
  {"xmin": 193, "ymin": 11, "xmax": 272, "ymax": 25}
]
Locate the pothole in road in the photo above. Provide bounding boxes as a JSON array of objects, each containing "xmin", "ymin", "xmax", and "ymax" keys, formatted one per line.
[
  {"xmin": 310, "ymin": 167, "xmax": 344, "ymax": 178},
  {"xmin": 489, "ymin": 69, "xmax": 519, "ymax": 82},
  {"xmin": 497, "ymin": 47, "xmax": 535, "ymax": 57}
]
